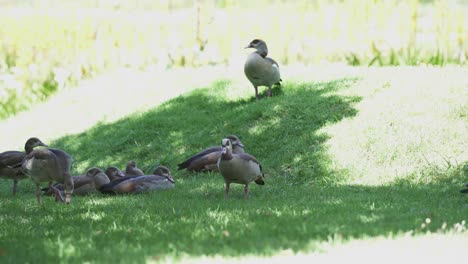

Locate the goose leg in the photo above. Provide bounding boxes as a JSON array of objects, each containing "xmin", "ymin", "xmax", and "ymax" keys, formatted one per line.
[
  {"xmin": 244, "ymin": 184, "xmax": 249, "ymax": 199},
  {"xmin": 13, "ymin": 179, "xmax": 18, "ymax": 196},
  {"xmin": 225, "ymin": 183, "xmax": 230, "ymax": 199},
  {"xmin": 267, "ymin": 85, "xmax": 272, "ymax": 97},
  {"xmin": 49, "ymin": 182, "xmax": 64, "ymax": 202},
  {"xmin": 254, "ymin": 86, "xmax": 259, "ymax": 100},
  {"xmin": 36, "ymin": 184, "xmax": 42, "ymax": 204}
]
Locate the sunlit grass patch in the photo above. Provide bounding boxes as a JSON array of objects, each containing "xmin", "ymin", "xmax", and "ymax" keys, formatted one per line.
[{"xmin": 0, "ymin": 65, "xmax": 467, "ymax": 263}]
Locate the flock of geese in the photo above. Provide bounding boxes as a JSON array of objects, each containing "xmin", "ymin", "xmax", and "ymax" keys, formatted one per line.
[
  {"xmin": 0, "ymin": 134, "xmax": 264, "ymax": 204},
  {"xmin": 0, "ymin": 39, "xmax": 279, "ymax": 204}
]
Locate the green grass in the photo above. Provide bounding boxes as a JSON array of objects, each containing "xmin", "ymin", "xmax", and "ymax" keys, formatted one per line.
[
  {"xmin": 1, "ymin": 0, "xmax": 468, "ymax": 119},
  {"xmin": 0, "ymin": 65, "xmax": 467, "ymax": 263}
]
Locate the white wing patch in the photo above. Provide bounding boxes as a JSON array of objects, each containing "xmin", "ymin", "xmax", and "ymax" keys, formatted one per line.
[{"xmin": 272, "ymin": 64, "xmax": 279, "ymax": 71}]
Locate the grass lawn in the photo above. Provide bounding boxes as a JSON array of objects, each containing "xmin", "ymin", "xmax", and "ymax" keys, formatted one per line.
[{"xmin": 0, "ymin": 65, "xmax": 467, "ymax": 263}]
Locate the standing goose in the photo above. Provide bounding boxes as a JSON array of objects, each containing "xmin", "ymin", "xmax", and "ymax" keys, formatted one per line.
[
  {"xmin": 21, "ymin": 147, "xmax": 74, "ymax": 204},
  {"xmin": 0, "ymin": 137, "xmax": 48, "ymax": 195},
  {"xmin": 43, "ymin": 167, "xmax": 110, "ymax": 196},
  {"xmin": 125, "ymin": 161, "xmax": 145, "ymax": 176},
  {"xmin": 105, "ymin": 166, "xmax": 126, "ymax": 181},
  {"xmin": 99, "ymin": 165, "xmax": 175, "ymax": 195},
  {"xmin": 244, "ymin": 39, "xmax": 282, "ymax": 100},
  {"xmin": 217, "ymin": 138, "xmax": 265, "ymax": 198},
  {"xmin": 177, "ymin": 135, "xmax": 245, "ymax": 172}
]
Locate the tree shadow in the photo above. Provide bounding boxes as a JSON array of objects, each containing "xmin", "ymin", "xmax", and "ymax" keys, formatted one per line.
[
  {"xmin": 51, "ymin": 78, "xmax": 361, "ymax": 184},
  {"xmin": 4, "ymin": 77, "xmax": 466, "ymax": 262}
]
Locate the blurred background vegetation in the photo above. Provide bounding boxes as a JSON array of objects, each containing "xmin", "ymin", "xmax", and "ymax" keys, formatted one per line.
[{"xmin": 0, "ymin": 0, "xmax": 467, "ymax": 120}]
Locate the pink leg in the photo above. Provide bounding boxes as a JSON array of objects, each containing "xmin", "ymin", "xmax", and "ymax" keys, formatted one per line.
[
  {"xmin": 267, "ymin": 86, "xmax": 272, "ymax": 97},
  {"xmin": 36, "ymin": 184, "xmax": 42, "ymax": 204},
  {"xmin": 244, "ymin": 184, "xmax": 249, "ymax": 198},
  {"xmin": 225, "ymin": 183, "xmax": 230, "ymax": 199}
]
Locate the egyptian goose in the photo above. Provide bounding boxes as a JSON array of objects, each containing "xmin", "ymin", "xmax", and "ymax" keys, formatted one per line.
[
  {"xmin": 21, "ymin": 147, "xmax": 74, "ymax": 204},
  {"xmin": 125, "ymin": 161, "xmax": 145, "ymax": 176},
  {"xmin": 217, "ymin": 138, "xmax": 265, "ymax": 198},
  {"xmin": 244, "ymin": 39, "xmax": 282, "ymax": 100},
  {"xmin": 177, "ymin": 135, "xmax": 245, "ymax": 172},
  {"xmin": 105, "ymin": 166, "xmax": 126, "ymax": 181},
  {"xmin": 99, "ymin": 165, "xmax": 175, "ymax": 194},
  {"xmin": 0, "ymin": 137, "xmax": 47, "ymax": 195},
  {"xmin": 43, "ymin": 167, "xmax": 110, "ymax": 196}
]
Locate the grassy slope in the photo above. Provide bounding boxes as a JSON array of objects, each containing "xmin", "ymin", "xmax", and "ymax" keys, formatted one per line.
[{"xmin": 0, "ymin": 65, "xmax": 467, "ymax": 263}]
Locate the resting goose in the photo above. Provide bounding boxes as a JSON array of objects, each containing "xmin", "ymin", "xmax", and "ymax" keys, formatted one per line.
[
  {"xmin": 21, "ymin": 147, "xmax": 74, "ymax": 204},
  {"xmin": 125, "ymin": 161, "xmax": 145, "ymax": 176},
  {"xmin": 105, "ymin": 166, "xmax": 126, "ymax": 181},
  {"xmin": 43, "ymin": 167, "xmax": 110, "ymax": 196},
  {"xmin": 99, "ymin": 165, "xmax": 175, "ymax": 194},
  {"xmin": 0, "ymin": 137, "xmax": 47, "ymax": 195},
  {"xmin": 217, "ymin": 138, "xmax": 265, "ymax": 198},
  {"xmin": 244, "ymin": 39, "xmax": 282, "ymax": 100},
  {"xmin": 177, "ymin": 135, "xmax": 245, "ymax": 172}
]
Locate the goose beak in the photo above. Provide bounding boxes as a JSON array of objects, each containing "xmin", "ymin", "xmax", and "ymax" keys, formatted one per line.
[
  {"xmin": 65, "ymin": 194, "xmax": 71, "ymax": 204},
  {"xmin": 236, "ymin": 142, "xmax": 245, "ymax": 148},
  {"xmin": 221, "ymin": 147, "xmax": 227, "ymax": 154},
  {"xmin": 167, "ymin": 176, "xmax": 175, "ymax": 184},
  {"xmin": 244, "ymin": 44, "xmax": 253, "ymax": 49}
]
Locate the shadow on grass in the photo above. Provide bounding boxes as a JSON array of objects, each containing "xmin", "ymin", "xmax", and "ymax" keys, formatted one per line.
[
  {"xmin": 1, "ymin": 78, "xmax": 466, "ymax": 262},
  {"xmin": 52, "ymin": 77, "xmax": 361, "ymax": 184}
]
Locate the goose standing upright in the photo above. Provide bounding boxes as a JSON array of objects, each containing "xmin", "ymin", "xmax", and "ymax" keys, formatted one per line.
[
  {"xmin": 177, "ymin": 135, "xmax": 245, "ymax": 172},
  {"xmin": 21, "ymin": 147, "xmax": 74, "ymax": 204},
  {"xmin": 244, "ymin": 39, "xmax": 282, "ymax": 100},
  {"xmin": 0, "ymin": 137, "xmax": 47, "ymax": 195},
  {"xmin": 217, "ymin": 138, "xmax": 265, "ymax": 198}
]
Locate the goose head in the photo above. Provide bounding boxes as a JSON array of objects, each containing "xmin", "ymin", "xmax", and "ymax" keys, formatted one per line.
[
  {"xmin": 153, "ymin": 165, "xmax": 174, "ymax": 183},
  {"xmin": 87, "ymin": 167, "xmax": 110, "ymax": 188},
  {"xmin": 221, "ymin": 138, "xmax": 233, "ymax": 157},
  {"xmin": 245, "ymin": 39, "xmax": 268, "ymax": 57},
  {"xmin": 226, "ymin": 135, "xmax": 245, "ymax": 150},
  {"xmin": 24, "ymin": 137, "xmax": 48, "ymax": 153},
  {"xmin": 63, "ymin": 176, "xmax": 73, "ymax": 204},
  {"xmin": 105, "ymin": 166, "xmax": 125, "ymax": 181}
]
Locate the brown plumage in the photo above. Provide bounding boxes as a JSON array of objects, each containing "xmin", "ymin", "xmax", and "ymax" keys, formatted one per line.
[
  {"xmin": 177, "ymin": 135, "xmax": 245, "ymax": 172},
  {"xmin": 217, "ymin": 138, "xmax": 265, "ymax": 198},
  {"xmin": 21, "ymin": 147, "xmax": 74, "ymax": 204},
  {"xmin": 43, "ymin": 167, "xmax": 110, "ymax": 196},
  {"xmin": 125, "ymin": 161, "xmax": 144, "ymax": 176},
  {"xmin": 0, "ymin": 137, "xmax": 47, "ymax": 195},
  {"xmin": 99, "ymin": 165, "xmax": 175, "ymax": 195},
  {"xmin": 105, "ymin": 166, "xmax": 126, "ymax": 181},
  {"xmin": 244, "ymin": 39, "xmax": 282, "ymax": 100}
]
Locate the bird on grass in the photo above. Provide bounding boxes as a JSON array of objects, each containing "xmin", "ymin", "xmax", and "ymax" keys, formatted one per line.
[
  {"xmin": 177, "ymin": 135, "xmax": 245, "ymax": 172},
  {"xmin": 0, "ymin": 137, "xmax": 48, "ymax": 195},
  {"xmin": 99, "ymin": 165, "xmax": 174, "ymax": 195},
  {"xmin": 105, "ymin": 166, "xmax": 126, "ymax": 181},
  {"xmin": 217, "ymin": 137, "xmax": 265, "ymax": 198},
  {"xmin": 21, "ymin": 147, "xmax": 74, "ymax": 204},
  {"xmin": 42, "ymin": 167, "xmax": 110, "ymax": 196},
  {"xmin": 125, "ymin": 160, "xmax": 145, "ymax": 176},
  {"xmin": 244, "ymin": 39, "xmax": 282, "ymax": 100}
]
